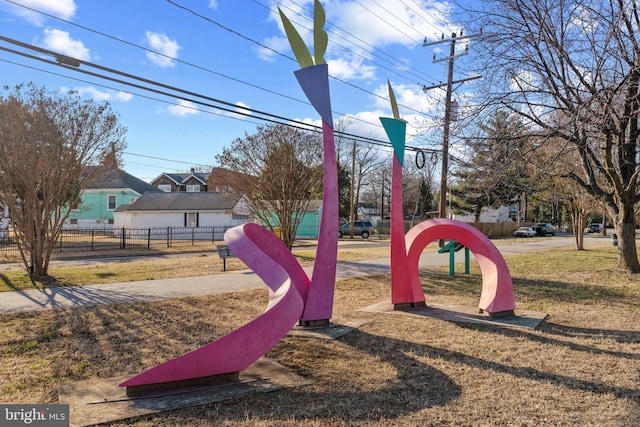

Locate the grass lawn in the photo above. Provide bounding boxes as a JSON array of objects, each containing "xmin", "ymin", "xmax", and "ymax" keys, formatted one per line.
[{"xmin": 0, "ymin": 243, "xmax": 638, "ymax": 426}]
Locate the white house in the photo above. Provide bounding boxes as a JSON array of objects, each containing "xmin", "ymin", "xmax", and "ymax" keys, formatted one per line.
[
  {"xmin": 452, "ymin": 205, "xmax": 515, "ymax": 223},
  {"xmin": 113, "ymin": 191, "xmax": 250, "ymax": 232}
]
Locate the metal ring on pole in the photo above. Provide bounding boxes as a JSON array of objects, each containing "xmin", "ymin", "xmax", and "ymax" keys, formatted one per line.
[
  {"xmin": 431, "ymin": 151, "xmax": 438, "ymax": 165},
  {"xmin": 415, "ymin": 149, "xmax": 426, "ymax": 169}
]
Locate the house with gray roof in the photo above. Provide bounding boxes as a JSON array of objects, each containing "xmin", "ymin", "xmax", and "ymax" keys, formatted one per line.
[
  {"xmin": 65, "ymin": 167, "xmax": 160, "ymax": 229},
  {"xmin": 113, "ymin": 191, "xmax": 250, "ymax": 231},
  {"xmin": 150, "ymin": 169, "xmax": 209, "ymax": 192}
]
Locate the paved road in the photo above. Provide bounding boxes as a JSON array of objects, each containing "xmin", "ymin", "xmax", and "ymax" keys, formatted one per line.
[{"xmin": 0, "ymin": 236, "xmax": 583, "ymax": 315}]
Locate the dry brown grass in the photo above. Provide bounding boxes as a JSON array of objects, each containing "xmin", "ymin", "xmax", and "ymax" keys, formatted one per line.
[
  {"xmin": 0, "ymin": 245, "xmax": 638, "ymax": 426},
  {"xmin": 0, "ymin": 243, "xmax": 393, "ymax": 292}
]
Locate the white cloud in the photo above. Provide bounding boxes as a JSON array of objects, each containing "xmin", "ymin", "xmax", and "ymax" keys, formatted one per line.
[
  {"xmin": 59, "ymin": 86, "xmax": 132, "ymax": 102},
  {"xmin": 42, "ymin": 29, "xmax": 90, "ymax": 61},
  {"xmin": 7, "ymin": 0, "xmax": 76, "ymax": 25},
  {"xmin": 208, "ymin": 0, "xmax": 218, "ymax": 10},
  {"xmin": 266, "ymin": 0, "xmax": 454, "ymax": 84},
  {"xmin": 255, "ymin": 36, "xmax": 291, "ymax": 62},
  {"xmin": 234, "ymin": 102, "xmax": 252, "ymax": 116},
  {"xmin": 145, "ymin": 31, "xmax": 181, "ymax": 68},
  {"xmin": 215, "ymin": 102, "xmax": 254, "ymax": 120},
  {"xmin": 328, "ymin": 56, "xmax": 376, "ymax": 80},
  {"xmin": 167, "ymin": 100, "xmax": 199, "ymax": 116}
]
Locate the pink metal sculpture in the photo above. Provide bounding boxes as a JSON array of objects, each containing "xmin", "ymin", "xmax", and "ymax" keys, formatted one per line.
[
  {"xmin": 381, "ymin": 83, "xmax": 515, "ymax": 315},
  {"xmin": 121, "ymin": 0, "xmax": 338, "ymax": 393},
  {"xmin": 405, "ymin": 218, "xmax": 515, "ymax": 315},
  {"xmin": 294, "ymin": 65, "xmax": 338, "ymax": 323},
  {"xmin": 120, "ymin": 223, "xmax": 305, "ymax": 393},
  {"xmin": 380, "ymin": 82, "xmax": 426, "ymax": 307}
]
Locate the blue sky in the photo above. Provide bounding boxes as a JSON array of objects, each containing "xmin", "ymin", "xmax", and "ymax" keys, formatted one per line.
[{"xmin": 0, "ymin": 0, "xmax": 467, "ymax": 181}]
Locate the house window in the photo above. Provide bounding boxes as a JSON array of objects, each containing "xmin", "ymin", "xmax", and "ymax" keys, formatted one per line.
[
  {"xmin": 185, "ymin": 212, "xmax": 199, "ymax": 227},
  {"xmin": 107, "ymin": 194, "xmax": 117, "ymax": 210},
  {"xmin": 158, "ymin": 184, "xmax": 171, "ymax": 192},
  {"xmin": 186, "ymin": 185, "xmax": 200, "ymax": 192},
  {"xmin": 69, "ymin": 218, "xmax": 78, "ymax": 225}
]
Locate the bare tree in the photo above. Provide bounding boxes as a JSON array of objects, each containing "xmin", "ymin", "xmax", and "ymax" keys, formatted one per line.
[
  {"xmin": 345, "ymin": 140, "xmax": 385, "ymax": 237},
  {"xmin": 469, "ymin": 0, "xmax": 640, "ymax": 271},
  {"xmin": 216, "ymin": 124, "xmax": 323, "ymax": 250},
  {"xmin": 0, "ymin": 83, "xmax": 126, "ymax": 279}
]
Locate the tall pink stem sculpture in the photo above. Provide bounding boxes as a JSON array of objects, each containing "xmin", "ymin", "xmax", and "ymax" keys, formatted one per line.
[
  {"xmin": 280, "ymin": 0, "xmax": 338, "ymax": 323},
  {"xmin": 380, "ymin": 82, "xmax": 426, "ymax": 307},
  {"xmin": 120, "ymin": 0, "xmax": 338, "ymax": 394},
  {"xmin": 381, "ymin": 82, "xmax": 515, "ymax": 315}
]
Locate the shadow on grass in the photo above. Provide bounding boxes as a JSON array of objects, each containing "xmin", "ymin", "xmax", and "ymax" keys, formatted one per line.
[
  {"xmin": 139, "ymin": 324, "xmax": 639, "ymax": 425},
  {"xmin": 0, "ymin": 273, "xmax": 162, "ymax": 315},
  {"xmin": 420, "ymin": 270, "xmax": 631, "ymax": 303},
  {"xmin": 339, "ymin": 329, "xmax": 640, "ymax": 402},
  {"xmin": 0, "ymin": 272, "xmax": 78, "ymax": 293},
  {"xmin": 454, "ymin": 321, "xmax": 640, "ymax": 360}
]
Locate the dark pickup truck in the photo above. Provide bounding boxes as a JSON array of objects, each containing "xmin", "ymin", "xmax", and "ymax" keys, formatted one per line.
[{"xmin": 532, "ymin": 223, "xmax": 556, "ymax": 236}]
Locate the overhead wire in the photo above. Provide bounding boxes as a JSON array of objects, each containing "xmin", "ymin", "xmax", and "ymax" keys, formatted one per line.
[
  {"xmin": 0, "ymin": 35, "xmax": 440, "ymax": 156},
  {"xmin": 350, "ymin": 0, "xmax": 423, "ymax": 44},
  {"xmin": 3, "ymin": 0, "xmax": 458, "ymax": 144},
  {"xmin": 258, "ymin": 0, "xmax": 440, "ymax": 84},
  {"xmin": 404, "ymin": 0, "xmax": 451, "ymax": 36},
  {"xmin": 4, "ymin": 0, "xmax": 423, "ymax": 133}
]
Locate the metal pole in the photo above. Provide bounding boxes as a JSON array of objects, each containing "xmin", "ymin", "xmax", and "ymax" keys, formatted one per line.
[{"xmin": 439, "ymin": 34, "xmax": 456, "ymax": 223}]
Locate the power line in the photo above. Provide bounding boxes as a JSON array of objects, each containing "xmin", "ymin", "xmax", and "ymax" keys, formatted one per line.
[
  {"xmin": 5, "ymin": 0, "xmax": 432, "ymax": 125},
  {"xmin": 262, "ymin": 0, "xmax": 440, "ymax": 85},
  {"xmin": 0, "ymin": 35, "xmax": 438, "ymax": 155}
]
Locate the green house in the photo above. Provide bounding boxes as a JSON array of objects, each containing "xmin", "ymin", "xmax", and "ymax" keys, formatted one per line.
[
  {"xmin": 261, "ymin": 200, "xmax": 322, "ymax": 238},
  {"xmin": 66, "ymin": 167, "xmax": 160, "ymax": 228}
]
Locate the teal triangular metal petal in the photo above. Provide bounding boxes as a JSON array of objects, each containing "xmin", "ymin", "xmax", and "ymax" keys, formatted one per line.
[{"xmin": 380, "ymin": 117, "xmax": 406, "ymax": 166}]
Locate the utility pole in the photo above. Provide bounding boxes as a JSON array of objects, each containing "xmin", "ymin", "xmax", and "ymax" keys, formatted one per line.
[
  {"xmin": 349, "ymin": 138, "xmax": 356, "ymax": 238},
  {"xmin": 423, "ymin": 31, "xmax": 482, "ymax": 244}
]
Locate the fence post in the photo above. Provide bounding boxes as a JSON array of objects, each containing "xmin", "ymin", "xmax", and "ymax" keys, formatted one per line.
[
  {"xmin": 192, "ymin": 227, "xmax": 195, "ymax": 245},
  {"xmin": 91, "ymin": 229, "xmax": 94, "ymax": 251},
  {"xmin": 147, "ymin": 228, "xmax": 151, "ymax": 249},
  {"xmin": 167, "ymin": 226, "xmax": 171, "ymax": 247},
  {"xmin": 121, "ymin": 228, "xmax": 126, "ymax": 249}
]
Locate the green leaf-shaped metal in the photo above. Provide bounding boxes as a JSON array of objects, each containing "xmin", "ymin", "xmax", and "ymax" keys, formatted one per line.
[
  {"xmin": 313, "ymin": 0, "xmax": 327, "ymax": 65},
  {"xmin": 279, "ymin": 8, "xmax": 314, "ymax": 68}
]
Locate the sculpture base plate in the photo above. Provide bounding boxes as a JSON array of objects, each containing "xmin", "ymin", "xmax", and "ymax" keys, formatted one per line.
[
  {"xmin": 393, "ymin": 301, "xmax": 427, "ymax": 310},
  {"xmin": 360, "ymin": 301, "xmax": 547, "ymax": 330},
  {"xmin": 58, "ymin": 358, "xmax": 311, "ymax": 427}
]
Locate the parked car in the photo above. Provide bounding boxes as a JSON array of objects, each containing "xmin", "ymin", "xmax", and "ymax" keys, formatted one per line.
[
  {"xmin": 532, "ymin": 223, "xmax": 556, "ymax": 236},
  {"xmin": 513, "ymin": 226, "xmax": 536, "ymax": 238},
  {"xmin": 339, "ymin": 220, "xmax": 375, "ymax": 239},
  {"xmin": 588, "ymin": 223, "xmax": 603, "ymax": 233}
]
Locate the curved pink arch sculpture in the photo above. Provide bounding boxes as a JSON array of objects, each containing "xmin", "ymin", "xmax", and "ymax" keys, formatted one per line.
[
  {"xmin": 120, "ymin": 223, "xmax": 306, "ymax": 392},
  {"xmin": 404, "ymin": 218, "xmax": 515, "ymax": 315}
]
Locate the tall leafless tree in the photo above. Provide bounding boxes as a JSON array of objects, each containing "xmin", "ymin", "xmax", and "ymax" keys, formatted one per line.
[
  {"xmin": 468, "ymin": 0, "xmax": 640, "ymax": 271},
  {"xmin": 0, "ymin": 83, "xmax": 126, "ymax": 279},
  {"xmin": 216, "ymin": 124, "xmax": 323, "ymax": 250}
]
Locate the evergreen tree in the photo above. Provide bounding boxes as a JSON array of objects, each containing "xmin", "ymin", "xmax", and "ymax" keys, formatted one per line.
[{"xmin": 452, "ymin": 110, "xmax": 531, "ymax": 221}]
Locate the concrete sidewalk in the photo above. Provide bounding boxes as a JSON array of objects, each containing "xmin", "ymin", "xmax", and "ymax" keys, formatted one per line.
[{"xmin": 0, "ymin": 237, "xmax": 577, "ymax": 315}]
